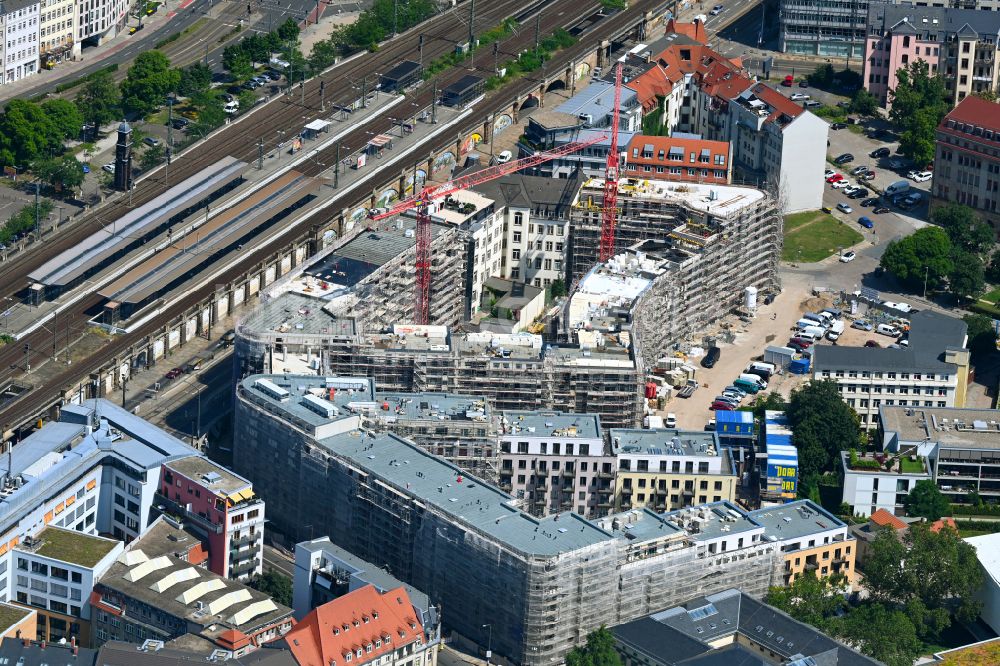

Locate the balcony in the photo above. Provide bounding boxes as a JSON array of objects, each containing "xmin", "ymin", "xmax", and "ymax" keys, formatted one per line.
[
  {"xmin": 230, "ymin": 560, "xmax": 258, "ymax": 576},
  {"xmin": 597, "ymin": 471, "xmax": 614, "ymax": 480},
  {"xmin": 156, "ymin": 494, "xmax": 224, "ymax": 535},
  {"xmin": 562, "ymin": 469, "xmax": 576, "ymax": 478},
  {"xmin": 231, "ymin": 533, "xmax": 261, "ymax": 547}
]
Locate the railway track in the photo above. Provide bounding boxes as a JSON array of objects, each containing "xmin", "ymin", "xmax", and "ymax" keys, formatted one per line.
[{"xmin": 0, "ymin": 0, "xmax": 670, "ymax": 432}]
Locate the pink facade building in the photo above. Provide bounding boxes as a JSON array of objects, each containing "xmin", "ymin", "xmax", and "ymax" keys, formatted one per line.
[{"xmin": 158, "ymin": 457, "xmax": 265, "ymax": 580}]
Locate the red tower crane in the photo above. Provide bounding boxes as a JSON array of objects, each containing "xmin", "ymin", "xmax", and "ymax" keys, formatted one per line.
[
  {"xmin": 599, "ymin": 62, "xmax": 624, "ymax": 262},
  {"xmin": 369, "ymin": 133, "xmax": 608, "ymax": 324}
]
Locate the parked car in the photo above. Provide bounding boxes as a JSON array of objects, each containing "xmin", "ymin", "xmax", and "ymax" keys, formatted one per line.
[
  {"xmin": 836, "ymin": 202, "xmax": 853, "ymax": 213},
  {"xmin": 710, "ymin": 400, "xmax": 734, "ymax": 411},
  {"xmin": 265, "ymin": 70, "xmax": 282, "ymax": 81},
  {"xmin": 860, "ymin": 197, "xmax": 879, "ymax": 207},
  {"xmin": 832, "ymin": 180, "xmax": 849, "ymax": 189},
  {"xmin": 799, "ymin": 80, "xmax": 809, "ymax": 88},
  {"xmin": 143, "ymin": 136, "xmax": 160, "ymax": 147},
  {"xmin": 803, "ymin": 100, "xmax": 822, "ymax": 108},
  {"xmin": 102, "ymin": 163, "xmax": 115, "ymax": 173},
  {"xmin": 497, "ymin": 150, "xmax": 512, "ymax": 163},
  {"xmin": 165, "ymin": 367, "xmax": 183, "ymax": 379},
  {"xmin": 789, "ymin": 336, "xmax": 814, "ymax": 348},
  {"xmin": 723, "ymin": 386, "xmax": 747, "ymax": 399},
  {"xmin": 839, "ymin": 250, "xmax": 856, "ymax": 263},
  {"xmin": 826, "ymin": 173, "xmax": 844, "ymax": 183},
  {"xmin": 851, "ymin": 320, "xmax": 873, "ymax": 331},
  {"xmin": 702, "ymin": 346, "xmax": 721, "ymax": 368},
  {"xmin": 665, "ymin": 413, "xmax": 678, "ymax": 428},
  {"xmin": 790, "ymin": 92, "xmax": 810, "ymax": 101},
  {"xmin": 824, "ymin": 168, "xmax": 837, "ymax": 178},
  {"xmin": 882, "ymin": 301, "xmax": 913, "ymax": 313},
  {"xmin": 851, "ymin": 165, "xmax": 870, "ymax": 175},
  {"xmin": 171, "ymin": 117, "xmax": 190, "ymax": 129},
  {"xmin": 873, "ymin": 206, "xmax": 890, "ymax": 214},
  {"xmin": 710, "ymin": 4, "xmax": 724, "ymax": 14},
  {"xmin": 860, "ymin": 170, "xmax": 876, "ymax": 181},
  {"xmin": 833, "ymin": 153, "xmax": 854, "ymax": 164},
  {"xmin": 888, "ymin": 158, "xmax": 905, "ymax": 169},
  {"xmin": 848, "ymin": 188, "xmax": 870, "ymax": 199},
  {"xmin": 912, "ymin": 171, "xmax": 932, "ymax": 182},
  {"xmin": 842, "ymin": 185, "xmax": 861, "ymax": 197},
  {"xmin": 830, "ymin": 122, "xmax": 847, "ymax": 130},
  {"xmin": 870, "ymin": 147, "xmax": 891, "ymax": 158}
]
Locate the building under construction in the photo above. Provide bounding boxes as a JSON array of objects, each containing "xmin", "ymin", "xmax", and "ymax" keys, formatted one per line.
[
  {"xmin": 234, "ymin": 374, "xmax": 784, "ymax": 666},
  {"xmin": 569, "ymin": 179, "xmax": 781, "ymax": 294},
  {"xmin": 235, "ymin": 320, "xmax": 643, "ymax": 430}
]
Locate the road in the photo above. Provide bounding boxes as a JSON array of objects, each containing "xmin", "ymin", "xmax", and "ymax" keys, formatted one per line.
[{"xmin": 263, "ymin": 544, "xmax": 296, "ymax": 577}]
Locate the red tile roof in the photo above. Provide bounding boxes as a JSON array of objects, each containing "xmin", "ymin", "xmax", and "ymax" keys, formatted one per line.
[
  {"xmin": 945, "ymin": 95, "xmax": 1000, "ymax": 130},
  {"xmin": 624, "ymin": 135, "xmax": 731, "ymax": 184},
  {"xmin": 217, "ymin": 629, "xmax": 252, "ymax": 650},
  {"xmin": 747, "ymin": 83, "xmax": 805, "ymax": 123},
  {"xmin": 625, "ymin": 42, "xmax": 752, "ymax": 113},
  {"xmin": 187, "ymin": 542, "xmax": 209, "ymax": 566},
  {"xmin": 285, "ymin": 585, "xmax": 423, "ymax": 666},
  {"xmin": 664, "ymin": 18, "xmax": 707, "ymax": 43},
  {"xmin": 930, "ymin": 517, "xmax": 957, "ymax": 533},
  {"xmin": 870, "ymin": 509, "xmax": 907, "ymax": 530}
]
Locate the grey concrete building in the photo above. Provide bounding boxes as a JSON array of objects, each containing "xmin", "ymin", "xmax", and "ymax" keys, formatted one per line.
[{"xmin": 233, "ymin": 374, "xmax": 784, "ymax": 666}]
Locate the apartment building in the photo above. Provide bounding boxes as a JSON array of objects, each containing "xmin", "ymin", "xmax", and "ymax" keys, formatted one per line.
[
  {"xmin": 96, "ymin": 641, "xmax": 295, "ymax": 666},
  {"xmin": 747, "ymin": 501, "xmax": 857, "ymax": 588},
  {"xmin": 75, "ymin": 0, "xmax": 128, "ymax": 46},
  {"xmin": 234, "ymin": 324, "xmax": 645, "ymax": 430},
  {"xmin": 611, "ymin": 429, "xmax": 738, "ymax": 512},
  {"xmin": 612, "ymin": 588, "xmax": 880, "ymax": 666},
  {"xmin": 38, "ymin": 0, "xmax": 72, "ymax": 67},
  {"xmin": 843, "ymin": 405, "xmax": 1000, "ymax": 514},
  {"xmin": 284, "ymin": 585, "xmax": 439, "ymax": 666},
  {"xmin": 569, "ymin": 182, "xmax": 781, "ymax": 356},
  {"xmin": 864, "ymin": 4, "xmax": 1000, "ymax": 108},
  {"xmin": 933, "ymin": 95, "xmax": 1000, "ymax": 229},
  {"xmin": 812, "ymin": 310, "xmax": 970, "ymax": 425},
  {"xmin": 292, "ymin": 538, "xmax": 434, "ymax": 625},
  {"xmin": 779, "ymin": 0, "xmax": 871, "ymax": 59},
  {"xmin": 3, "ymin": 0, "xmax": 39, "ymax": 84},
  {"xmin": 234, "ymin": 373, "xmax": 785, "ymax": 666},
  {"xmin": 624, "ymin": 27, "xmax": 828, "ymax": 211},
  {"xmin": 622, "ymin": 135, "xmax": 732, "ymax": 185},
  {"xmin": 91, "ymin": 519, "xmax": 294, "ymax": 656},
  {"xmin": 522, "ymin": 128, "xmax": 635, "ymax": 179},
  {"xmin": 472, "ymin": 174, "xmax": 581, "ymax": 290},
  {"xmin": 497, "ymin": 412, "xmax": 615, "ymax": 518},
  {"xmin": 12, "ymin": 528, "xmax": 121, "ymax": 644},
  {"xmin": 369, "ymin": 391, "xmax": 498, "ymax": 481},
  {"xmin": 158, "ymin": 458, "xmax": 265, "ymax": 580}
]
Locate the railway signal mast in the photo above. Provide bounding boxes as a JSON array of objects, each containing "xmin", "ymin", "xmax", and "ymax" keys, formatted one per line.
[
  {"xmin": 600, "ymin": 63, "xmax": 624, "ymax": 262},
  {"xmin": 369, "ymin": 134, "xmax": 608, "ymax": 324}
]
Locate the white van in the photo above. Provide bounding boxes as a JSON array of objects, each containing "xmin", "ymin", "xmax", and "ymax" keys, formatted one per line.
[
  {"xmin": 815, "ymin": 311, "xmax": 835, "ymax": 326},
  {"xmin": 826, "ymin": 320, "xmax": 846, "ymax": 341},
  {"xmin": 795, "ymin": 318, "xmax": 815, "ymax": 331},
  {"xmin": 802, "ymin": 312, "xmax": 826, "ymax": 325},
  {"xmin": 885, "ymin": 179, "xmax": 910, "ymax": 197},
  {"xmin": 801, "ymin": 325, "xmax": 826, "ymax": 339},
  {"xmin": 877, "ymin": 323, "xmax": 901, "ymax": 337},
  {"xmin": 739, "ymin": 373, "xmax": 767, "ymax": 389},
  {"xmin": 224, "ymin": 99, "xmax": 239, "ymax": 114},
  {"xmin": 749, "ymin": 362, "xmax": 776, "ymax": 376}
]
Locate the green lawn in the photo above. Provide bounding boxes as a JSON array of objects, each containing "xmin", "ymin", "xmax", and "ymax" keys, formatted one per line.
[
  {"xmin": 899, "ymin": 457, "xmax": 925, "ymax": 474},
  {"xmin": 783, "ymin": 211, "xmax": 864, "ymax": 262},
  {"xmin": 982, "ymin": 285, "xmax": 1000, "ymax": 303}
]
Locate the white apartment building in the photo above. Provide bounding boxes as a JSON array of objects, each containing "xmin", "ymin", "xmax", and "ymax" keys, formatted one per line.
[
  {"xmin": 3, "ymin": 0, "xmax": 40, "ymax": 84},
  {"xmin": 75, "ymin": 0, "xmax": 127, "ymax": 46},
  {"xmin": 840, "ymin": 450, "xmax": 929, "ymax": 517},
  {"xmin": 498, "ymin": 411, "xmax": 615, "ymax": 517},
  {"xmin": 729, "ymin": 83, "xmax": 828, "ymax": 213},
  {"xmin": 473, "ymin": 174, "xmax": 581, "ymax": 290},
  {"xmin": 38, "ymin": 0, "xmax": 74, "ymax": 65},
  {"xmin": 812, "ymin": 310, "xmax": 970, "ymax": 426}
]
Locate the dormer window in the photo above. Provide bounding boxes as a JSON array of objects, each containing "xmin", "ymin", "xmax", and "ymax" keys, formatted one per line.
[
  {"xmin": 363, "ymin": 616, "xmax": 370, "ymax": 624},
  {"xmin": 376, "ymin": 640, "xmax": 381, "ymax": 648},
  {"xmin": 356, "ymin": 650, "xmax": 363, "ymax": 658},
  {"xmin": 366, "ymin": 645, "xmax": 373, "ymax": 654},
  {"xmin": 344, "ymin": 654, "xmax": 351, "ymax": 663}
]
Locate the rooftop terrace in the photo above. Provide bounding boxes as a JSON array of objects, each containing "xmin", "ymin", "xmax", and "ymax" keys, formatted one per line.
[
  {"xmin": 164, "ymin": 457, "xmax": 254, "ymax": 499},
  {"xmin": 880, "ymin": 405, "xmax": 1000, "ymax": 450},
  {"xmin": 499, "ymin": 411, "xmax": 602, "ymax": 440}
]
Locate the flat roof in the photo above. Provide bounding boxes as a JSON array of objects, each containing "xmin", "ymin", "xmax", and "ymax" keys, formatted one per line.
[
  {"xmin": 22, "ymin": 527, "xmax": 119, "ymax": 567},
  {"xmin": 500, "ymin": 411, "xmax": 602, "ymax": 440},
  {"xmin": 375, "ymin": 392, "xmax": 491, "ymax": 423},
  {"xmin": 237, "ymin": 292, "xmax": 357, "ymax": 340},
  {"xmin": 0, "ymin": 603, "xmax": 33, "ymax": 633},
  {"xmin": 243, "ymin": 375, "xmax": 614, "ymax": 556},
  {"xmin": 578, "ymin": 177, "xmax": 766, "ymax": 218},
  {"xmin": 881, "ymin": 405, "xmax": 1000, "ymax": 450},
  {"xmin": 610, "ymin": 429, "xmax": 722, "ymax": 457},
  {"xmin": 592, "ymin": 508, "xmax": 685, "ymax": 544},
  {"xmin": 164, "ymin": 457, "xmax": 253, "ymax": 498},
  {"xmin": 966, "ymin": 533, "xmax": 1000, "ymax": 592},
  {"xmin": 554, "ymin": 79, "xmax": 639, "ymax": 122},
  {"xmin": 239, "ymin": 374, "xmax": 375, "ymax": 431},
  {"xmin": 664, "ymin": 502, "xmax": 761, "ymax": 541},
  {"xmin": 380, "ymin": 60, "xmax": 422, "ymax": 82},
  {"xmin": 442, "ymin": 74, "xmax": 484, "ymax": 95},
  {"xmin": 746, "ymin": 500, "xmax": 844, "ymax": 543}
]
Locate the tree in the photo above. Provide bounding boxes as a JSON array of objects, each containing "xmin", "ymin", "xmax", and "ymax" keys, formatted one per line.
[
  {"xmin": 309, "ymin": 38, "xmax": 339, "ymax": 74},
  {"xmin": 948, "ymin": 250, "xmax": 985, "ymax": 301},
  {"xmin": 248, "ymin": 571, "xmax": 292, "ymax": 606},
  {"xmin": 889, "ymin": 61, "xmax": 950, "ymax": 167},
  {"xmin": 237, "ymin": 90, "xmax": 256, "ymax": 115},
  {"xmin": 786, "ymin": 380, "xmax": 861, "ymax": 490},
  {"xmin": 904, "ymin": 480, "xmax": 951, "ymax": 520},
  {"xmin": 223, "ymin": 47, "xmax": 254, "ymax": 81},
  {"xmin": 765, "ymin": 573, "xmax": 847, "ymax": 632},
  {"xmin": 242, "ymin": 32, "xmax": 271, "ymax": 66},
  {"xmin": 549, "ymin": 278, "xmax": 567, "ymax": 298},
  {"xmin": 973, "ymin": 89, "xmax": 998, "ymax": 102},
  {"xmin": 0, "ymin": 99, "xmax": 60, "ymax": 167},
  {"xmin": 964, "ymin": 313, "xmax": 997, "ymax": 359},
  {"xmin": 849, "ymin": 88, "xmax": 878, "ymax": 117},
  {"xmin": 750, "ymin": 392, "xmax": 787, "ymax": 420},
  {"xmin": 139, "ymin": 144, "xmax": 165, "ymax": 172},
  {"xmin": 879, "ymin": 226, "xmax": 953, "ymax": 292},
  {"xmin": 831, "ymin": 603, "xmax": 923, "ymax": 666},
  {"xmin": 565, "ymin": 626, "xmax": 621, "ymax": 666},
  {"xmin": 932, "ymin": 203, "xmax": 994, "ymax": 255},
  {"xmin": 178, "ymin": 62, "xmax": 212, "ymax": 97},
  {"xmin": 191, "ymin": 93, "xmax": 226, "ymax": 136},
  {"xmin": 864, "ymin": 522, "xmax": 983, "ymax": 631},
  {"xmin": 41, "ymin": 99, "xmax": 83, "ymax": 141},
  {"xmin": 75, "ymin": 70, "xmax": 121, "ymax": 129},
  {"xmin": 120, "ymin": 51, "xmax": 181, "ymax": 117},
  {"xmin": 34, "ymin": 156, "xmax": 85, "ymax": 192},
  {"xmin": 276, "ymin": 17, "xmax": 300, "ymax": 43},
  {"xmin": 807, "ymin": 63, "xmax": 835, "ymax": 87},
  {"xmin": 987, "ymin": 251, "xmax": 1000, "ymax": 283}
]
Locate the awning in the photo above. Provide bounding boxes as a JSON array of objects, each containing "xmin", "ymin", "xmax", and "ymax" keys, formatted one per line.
[
  {"xmin": 368, "ymin": 134, "xmax": 392, "ymax": 148},
  {"xmin": 304, "ymin": 119, "xmax": 330, "ymax": 132}
]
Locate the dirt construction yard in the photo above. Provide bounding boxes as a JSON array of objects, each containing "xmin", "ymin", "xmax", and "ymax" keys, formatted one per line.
[{"xmin": 661, "ymin": 281, "xmax": 863, "ymax": 431}]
